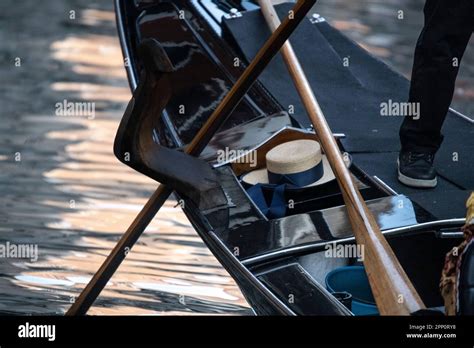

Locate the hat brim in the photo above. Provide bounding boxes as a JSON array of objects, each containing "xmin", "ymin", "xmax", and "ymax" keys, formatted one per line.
[{"xmin": 242, "ymin": 155, "xmax": 337, "ymax": 187}]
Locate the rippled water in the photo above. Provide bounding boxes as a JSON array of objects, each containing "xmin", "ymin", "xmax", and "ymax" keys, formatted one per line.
[
  {"xmin": 0, "ymin": 0, "xmax": 472, "ymax": 315},
  {"xmin": 0, "ymin": 0, "xmax": 249, "ymax": 315}
]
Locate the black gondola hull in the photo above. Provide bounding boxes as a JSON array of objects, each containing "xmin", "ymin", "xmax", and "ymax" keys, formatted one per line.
[{"xmin": 114, "ymin": 0, "xmax": 471, "ymax": 315}]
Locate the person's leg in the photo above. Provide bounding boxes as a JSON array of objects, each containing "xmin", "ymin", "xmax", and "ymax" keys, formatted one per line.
[
  {"xmin": 400, "ymin": 0, "xmax": 472, "ymax": 154},
  {"xmin": 398, "ymin": 0, "xmax": 473, "ymax": 188}
]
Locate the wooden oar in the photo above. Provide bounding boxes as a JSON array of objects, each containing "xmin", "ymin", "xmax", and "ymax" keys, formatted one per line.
[
  {"xmin": 257, "ymin": 0, "xmax": 425, "ymax": 315},
  {"xmin": 66, "ymin": 0, "xmax": 316, "ymax": 316}
]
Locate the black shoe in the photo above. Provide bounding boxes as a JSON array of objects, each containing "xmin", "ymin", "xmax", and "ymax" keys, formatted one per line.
[{"xmin": 397, "ymin": 151, "xmax": 437, "ymax": 188}]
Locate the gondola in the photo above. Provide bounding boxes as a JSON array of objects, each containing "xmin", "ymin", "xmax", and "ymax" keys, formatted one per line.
[{"xmin": 71, "ymin": 0, "xmax": 473, "ymax": 316}]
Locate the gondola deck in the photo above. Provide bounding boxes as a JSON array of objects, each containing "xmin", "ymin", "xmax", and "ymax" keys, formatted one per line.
[
  {"xmin": 107, "ymin": 0, "xmax": 472, "ymax": 315},
  {"xmin": 222, "ymin": 3, "xmax": 473, "ymax": 220}
]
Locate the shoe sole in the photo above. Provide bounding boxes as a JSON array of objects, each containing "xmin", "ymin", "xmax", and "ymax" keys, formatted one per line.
[{"xmin": 397, "ymin": 159, "xmax": 438, "ymax": 188}]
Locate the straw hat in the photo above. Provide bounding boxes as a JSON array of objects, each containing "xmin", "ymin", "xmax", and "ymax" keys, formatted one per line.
[{"xmin": 242, "ymin": 139, "xmax": 337, "ymax": 187}]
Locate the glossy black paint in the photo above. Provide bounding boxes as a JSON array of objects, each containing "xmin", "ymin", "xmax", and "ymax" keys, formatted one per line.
[
  {"xmin": 118, "ymin": 0, "xmax": 285, "ymax": 148},
  {"xmin": 258, "ymin": 263, "xmax": 352, "ymax": 315},
  {"xmin": 113, "ymin": 38, "xmax": 228, "ymax": 211},
  {"xmin": 114, "ymin": 0, "xmax": 465, "ymax": 315},
  {"xmin": 206, "ymin": 166, "xmax": 435, "ymax": 261},
  {"xmin": 137, "ymin": 4, "xmax": 260, "ymax": 146}
]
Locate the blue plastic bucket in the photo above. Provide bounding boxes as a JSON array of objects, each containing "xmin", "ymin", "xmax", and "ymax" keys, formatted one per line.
[{"xmin": 325, "ymin": 266, "xmax": 379, "ymax": 316}]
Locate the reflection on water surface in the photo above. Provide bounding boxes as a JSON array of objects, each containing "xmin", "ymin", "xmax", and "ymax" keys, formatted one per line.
[
  {"xmin": 0, "ymin": 0, "xmax": 249, "ymax": 315},
  {"xmin": 0, "ymin": 0, "xmax": 471, "ymax": 315}
]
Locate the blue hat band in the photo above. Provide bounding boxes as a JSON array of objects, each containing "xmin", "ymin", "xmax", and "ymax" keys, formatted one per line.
[{"xmin": 268, "ymin": 161, "xmax": 324, "ymax": 187}]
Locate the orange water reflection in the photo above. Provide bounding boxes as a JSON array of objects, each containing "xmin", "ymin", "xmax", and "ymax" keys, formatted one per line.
[{"xmin": 0, "ymin": 2, "xmax": 249, "ymax": 315}]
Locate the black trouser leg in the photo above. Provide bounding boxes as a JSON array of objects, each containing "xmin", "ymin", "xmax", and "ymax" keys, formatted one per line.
[{"xmin": 399, "ymin": 0, "xmax": 473, "ymax": 154}]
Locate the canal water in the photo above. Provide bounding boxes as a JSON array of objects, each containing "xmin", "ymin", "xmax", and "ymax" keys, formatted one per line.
[{"xmin": 0, "ymin": 0, "xmax": 471, "ymax": 315}]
